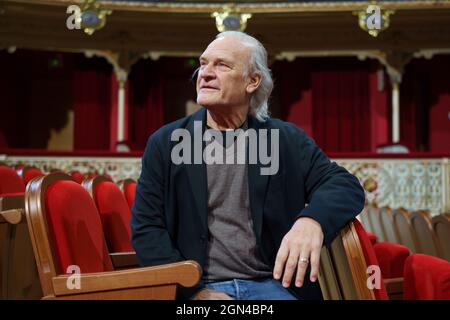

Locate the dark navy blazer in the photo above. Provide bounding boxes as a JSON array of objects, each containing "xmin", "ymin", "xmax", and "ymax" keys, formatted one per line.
[{"xmin": 131, "ymin": 107, "xmax": 365, "ymax": 300}]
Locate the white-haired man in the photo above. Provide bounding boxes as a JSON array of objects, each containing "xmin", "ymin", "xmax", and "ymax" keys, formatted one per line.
[{"xmin": 131, "ymin": 32, "xmax": 365, "ymax": 300}]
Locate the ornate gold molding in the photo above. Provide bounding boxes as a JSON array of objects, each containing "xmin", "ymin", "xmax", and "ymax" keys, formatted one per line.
[
  {"xmin": 5, "ymin": 0, "xmax": 450, "ymax": 13},
  {"xmin": 83, "ymin": 49, "xmax": 145, "ymax": 79}
]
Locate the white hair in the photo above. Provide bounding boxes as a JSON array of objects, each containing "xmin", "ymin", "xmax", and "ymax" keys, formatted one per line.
[{"xmin": 214, "ymin": 31, "xmax": 273, "ymax": 122}]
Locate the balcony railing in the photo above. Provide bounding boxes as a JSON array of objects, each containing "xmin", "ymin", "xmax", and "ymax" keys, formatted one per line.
[{"xmin": 2, "ymin": 152, "xmax": 449, "ymax": 215}]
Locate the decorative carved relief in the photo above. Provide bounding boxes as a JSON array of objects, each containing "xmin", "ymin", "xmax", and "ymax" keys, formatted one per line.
[{"xmin": 2, "ymin": 155, "xmax": 449, "ymax": 215}]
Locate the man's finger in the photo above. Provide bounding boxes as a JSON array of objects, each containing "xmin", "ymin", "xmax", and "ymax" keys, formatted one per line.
[
  {"xmin": 273, "ymin": 240, "xmax": 289, "ymax": 279},
  {"xmin": 309, "ymin": 246, "xmax": 321, "ymax": 282},
  {"xmin": 295, "ymin": 249, "xmax": 310, "ymax": 287},
  {"xmin": 282, "ymin": 247, "xmax": 300, "ymax": 287}
]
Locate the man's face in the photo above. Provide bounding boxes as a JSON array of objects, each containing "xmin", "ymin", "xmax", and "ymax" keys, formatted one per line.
[{"xmin": 196, "ymin": 36, "xmax": 253, "ymax": 110}]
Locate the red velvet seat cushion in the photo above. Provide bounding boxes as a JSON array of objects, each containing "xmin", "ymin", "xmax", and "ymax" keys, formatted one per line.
[
  {"xmin": 94, "ymin": 181, "xmax": 133, "ymax": 252},
  {"xmin": 404, "ymin": 254, "xmax": 450, "ymax": 300},
  {"xmin": 23, "ymin": 168, "xmax": 44, "ymax": 186},
  {"xmin": 45, "ymin": 180, "xmax": 113, "ymax": 274},
  {"xmin": 353, "ymin": 219, "xmax": 389, "ymax": 300},
  {"xmin": 70, "ymin": 171, "xmax": 85, "ymax": 184},
  {"xmin": 124, "ymin": 182, "xmax": 137, "ymax": 210},
  {"xmin": 373, "ymin": 242, "xmax": 410, "ymax": 278},
  {"xmin": 0, "ymin": 166, "xmax": 25, "ymax": 194},
  {"xmin": 367, "ymin": 232, "xmax": 378, "ymax": 246}
]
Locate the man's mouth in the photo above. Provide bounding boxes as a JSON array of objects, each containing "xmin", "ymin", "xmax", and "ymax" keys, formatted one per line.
[{"xmin": 200, "ymin": 86, "xmax": 219, "ymax": 91}]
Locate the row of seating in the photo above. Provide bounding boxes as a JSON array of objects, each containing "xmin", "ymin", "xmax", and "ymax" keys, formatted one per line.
[
  {"xmin": 1, "ymin": 163, "xmax": 449, "ymax": 300},
  {"xmin": 359, "ymin": 205, "xmax": 450, "ymax": 261},
  {"xmin": 320, "ymin": 219, "xmax": 450, "ymax": 300},
  {"xmin": 1, "ymin": 164, "xmax": 200, "ymax": 299}
]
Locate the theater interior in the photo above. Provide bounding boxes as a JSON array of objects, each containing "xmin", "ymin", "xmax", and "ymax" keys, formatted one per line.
[{"xmin": 0, "ymin": 0, "xmax": 449, "ymax": 301}]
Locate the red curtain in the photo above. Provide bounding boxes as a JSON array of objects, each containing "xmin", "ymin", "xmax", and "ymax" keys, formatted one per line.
[
  {"xmin": 428, "ymin": 56, "xmax": 450, "ymax": 153},
  {"xmin": 311, "ymin": 62, "xmax": 371, "ymax": 152},
  {"xmin": 73, "ymin": 69, "xmax": 111, "ymax": 150},
  {"xmin": 127, "ymin": 60, "xmax": 164, "ymax": 150},
  {"xmin": 274, "ymin": 58, "xmax": 372, "ymax": 153},
  {"xmin": 401, "ymin": 56, "xmax": 450, "ymax": 153},
  {"xmin": 0, "ymin": 50, "xmax": 74, "ymax": 150},
  {"xmin": 274, "ymin": 60, "xmax": 314, "ymax": 137}
]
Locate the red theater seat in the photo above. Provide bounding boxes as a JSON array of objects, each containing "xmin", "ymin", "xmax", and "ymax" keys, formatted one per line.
[
  {"xmin": 70, "ymin": 171, "xmax": 85, "ymax": 184},
  {"xmin": 25, "ymin": 173, "xmax": 201, "ymax": 299},
  {"xmin": 373, "ymin": 242, "xmax": 410, "ymax": 278},
  {"xmin": 118, "ymin": 179, "xmax": 137, "ymax": 210},
  {"xmin": 1, "ymin": 166, "xmax": 41, "ymax": 299},
  {"xmin": 319, "ymin": 220, "xmax": 388, "ymax": 300},
  {"xmin": 432, "ymin": 213, "xmax": 450, "ymax": 261},
  {"xmin": 355, "ymin": 220, "xmax": 409, "ymax": 299},
  {"xmin": 83, "ymin": 176, "xmax": 133, "ymax": 253},
  {"xmin": 410, "ymin": 210, "xmax": 441, "ymax": 257},
  {"xmin": 352, "ymin": 219, "xmax": 389, "ymax": 300},
  {"xmin": 404, "ymin": 254, "xmax": 450, "ymax": 300},
  {"xmin": 0, "ymin": 165, "xmax": 25, "ymax": 194},
  {"xmin": 367, "ymin": 232, "xmax": 377, "ymax": 246},
  {"xmin": 17, "ymin": 166, "xmax": 44, "ymax": 187}
]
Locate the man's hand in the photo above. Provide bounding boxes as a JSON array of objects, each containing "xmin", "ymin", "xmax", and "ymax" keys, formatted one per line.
[
  {"xmin": 273, "ymin": 217, "xmax": 324, "ymax": 288},
  {"xmin": 191, "ymin": 288, "xmax": 234, "ymax": 300}
]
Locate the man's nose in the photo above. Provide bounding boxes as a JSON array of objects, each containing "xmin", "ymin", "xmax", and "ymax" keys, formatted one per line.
[{"xmin": 199, "ymin": 64, "xmax": 215, "ymax": 81}]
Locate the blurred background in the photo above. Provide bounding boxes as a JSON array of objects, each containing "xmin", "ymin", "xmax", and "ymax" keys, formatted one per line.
[
  {"xmin": 0, "ymin": 0, "xmax": 449, "ymax": 211},
  {"xmin": 0, "ymin": 0, "xmax": 449, "ymax": 302}
]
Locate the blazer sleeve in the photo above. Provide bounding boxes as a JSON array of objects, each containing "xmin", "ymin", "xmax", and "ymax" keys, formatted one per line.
[
  {"xmin": 130, "ymin": 134, "xmax": 204, "ymax": 299},
  {"xmin": 296, "ymin": 131, "xmax": 366, "ymax": 246}
]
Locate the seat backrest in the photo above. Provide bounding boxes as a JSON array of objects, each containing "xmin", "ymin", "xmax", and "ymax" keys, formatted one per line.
[
  {"xmin": 357, "ymin": 206, "xmax": 373, "ymax": 233},
  {"xmin": 70, "ymin": 171, "xmax": 85, "ymax": 184},
  {"xmin": 83, "ymin": 176, "xmax": 133, "ymax": 253},
  {"xmin": 393, "ymin": 208, "xmax": 419, "ymax": 253},
  {"xmin": 364, "ymin": 204, "xmax": 377, "ymax": 233},
  {"xmin": 368, "ymin": 205, "xmax": 385, "ymax": 242},
  {"xmin": 432, "ymin": 213, "xmax": 450, "ymax": 261},
  {"xmin": 25, "ymin": 173, "xmax": 113, "ymax": 297},
  {"xmin": 118, "ymin": 179, "xmax": 137, "ymax": 210},
  {"xmin": 352, "ymin": 219, "xmax": 389, "ymax": 300},
  {"xmin": 0, "ymin": 165, "xmax": 25, "ymax": 194},
  {"xmin": 373, "ymin": 242, "xmax": 410, "ymax": 279},
  {"xmin": 404, "ymin": 253, "xmax": 450, "ymax": 300},
  {"xmin": 17, "ymin": 166, "xmax": 45, "ymax": 187},
  {"xmin": 379, "ymin": 206, "xmax": 400, "ymax": 243},
  {"xmin": 410, "ymin": 210, "xmax": 440, "ymax": 257},
  {"xmin": 318, "ymin": 220, "xmax": 388, "ymax": 300}
]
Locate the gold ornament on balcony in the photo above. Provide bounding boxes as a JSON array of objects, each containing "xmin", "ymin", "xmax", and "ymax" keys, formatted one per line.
[
  {"xmin": 211, "ymin": 5, "xmax": 252, "ymax": 32},
  {"xmin": 356, "ymin": 2, "xmax": 394, "ymax": 37},
  {"xmin": 78, "ymin": 0, "xmax": 112, "ymax": 35}
]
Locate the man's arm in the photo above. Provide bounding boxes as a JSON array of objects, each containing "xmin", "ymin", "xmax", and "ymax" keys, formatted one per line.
[
  {"xmin": 296, "ymin": 131, "xmax": 365, "ymax": 244},
  {"xmin": 130, "ymin": 134, "xmax": 204, "ymax": 299},
  {"xmin": 274, "ymin": 129, "xmax": 365, "ymax": 288}
]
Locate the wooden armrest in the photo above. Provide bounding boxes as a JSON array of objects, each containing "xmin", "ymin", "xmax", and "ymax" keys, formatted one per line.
[
  {"xmin": 384, "ymin": 277, "xmax": 404, "ymax": 300},
  {"xmin": 0, "ymin": 208, "xmax": 24, "ymax": 224},
  {"xmin": 109, "ymin": 251, "xmax": 139, "ymax": 269},
  {"xmin": 385, "ymin": 277, "xmax": 403, "ymax": 292},
  {"xmin": 52, "ymin": 260, "xmax": 201, "ymax": 297},
  {"xmin": 0, "ymin": 194, "xmax": 25, "ymax": 222}
]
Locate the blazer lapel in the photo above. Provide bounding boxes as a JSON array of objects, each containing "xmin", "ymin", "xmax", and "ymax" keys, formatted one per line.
[
  {"xmin": 184, "ymin": 108, "xmax": 208, "ymax": 233},
  {"xmin": 247, "ymin": 115, "xmax": 270, "ymax": 244}
]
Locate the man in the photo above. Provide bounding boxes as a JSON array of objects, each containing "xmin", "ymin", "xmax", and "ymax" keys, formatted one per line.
[{"xmin": 131, "ymin": 31, "xmax": 365, "ymax": 300}]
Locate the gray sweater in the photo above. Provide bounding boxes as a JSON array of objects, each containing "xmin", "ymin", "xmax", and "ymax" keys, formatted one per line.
[{"xmin": 203, "ymin": 123, "xmax": 272, "ymax": 281}]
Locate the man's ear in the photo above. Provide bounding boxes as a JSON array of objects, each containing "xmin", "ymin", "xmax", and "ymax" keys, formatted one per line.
[{"xmin": 246, "ymin": 72, "xmax": 262, "ymax": 94}]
